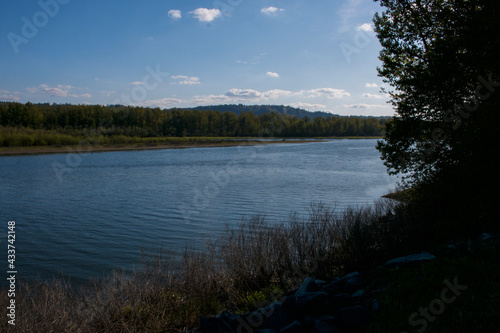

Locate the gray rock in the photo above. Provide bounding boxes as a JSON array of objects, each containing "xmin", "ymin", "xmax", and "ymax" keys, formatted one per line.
[
  {"xmin": 324, "ymin": 285, "xmax": 341, "ymax": 296},
  {"xmin": 352, "ymin": 289, "xmax": 366, "ymax": 298},
  {"xmin": 490, "ymin": 233, "xmax": 500, "ymax": 244},
  {"xmin": 302, "ymin": 314, "xmax": 336, "ymax": 324},
  {"xmin": 341, "ymin": 272, "xmax": 359, "ymax": 280},
  {"xmin": 280, "ymin": 320, "xmax": 303, "ymax": 333},
  {"xmin": 479, "ymin": 232, "xmax": 493, "ymax": 240},
  {"xmin": 283, "ymin": 291, "xmax": 328, "ymax": 315},
  {"xmin": 314, "ymin": 320, "xmax": 343, "ymax": 333},
  {"xmin": 384, "ymin": 252, "xmax": 436, "ymax": 268},
  {"xmin": 326, "ymin": 293, "xmax": 351, "ymax": 310},
  {"xmin": 446, "ymin": 242, "xmax": 469, "ymax": 257},
  {"xmin": 295, "ymin": 277, "xmax": 320, "ymax": 296},
  {"xmin": 258, "ymin": 302, "xmax": 293, "ymax": 331},
  {"xmin": 371, "ymin": 299, "xmax": 379, "ymax": 313},
  {"xmin": 341, "ymin": 273, "xmax": 366, "ymax": 294},
  {"xmin": 314, "ymin": 279, "xmax": 327, "ymax": 288}
]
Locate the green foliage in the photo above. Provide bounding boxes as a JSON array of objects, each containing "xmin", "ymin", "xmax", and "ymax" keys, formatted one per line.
[
  {"xmin": 0, "ymin": 102, "xmax": 386, "ymax": 147},
  {"xmin": 238, "ymin": 285, "xmax": 283, "ymax": 313},
  {"xmin": 374, "ymin": 0, "xmax": 500, "ymax": 233}
]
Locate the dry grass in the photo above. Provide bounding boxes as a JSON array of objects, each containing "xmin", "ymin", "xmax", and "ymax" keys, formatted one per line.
[{"xmin": 1, "ymin": 200, "xmax": 412, "ymax": 332}]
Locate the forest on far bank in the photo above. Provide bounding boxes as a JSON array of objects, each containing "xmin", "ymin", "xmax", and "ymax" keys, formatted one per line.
[{"xmin": 0, "ymin": 102, "xmax": 386, "ymax": 147}]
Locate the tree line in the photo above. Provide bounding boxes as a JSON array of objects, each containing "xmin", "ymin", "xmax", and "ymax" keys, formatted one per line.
[{"xmin": 0, "ymin": 102, "xmax": 386, "ymax": 146}]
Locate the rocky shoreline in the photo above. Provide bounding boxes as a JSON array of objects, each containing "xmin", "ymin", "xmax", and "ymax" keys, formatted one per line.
[{"xmin": 198, "ymin": 233, "xmax": 500, "ymax": 333}]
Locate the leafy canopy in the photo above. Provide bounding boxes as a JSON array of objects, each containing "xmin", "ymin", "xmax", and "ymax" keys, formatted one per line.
[{"xmin": 374, "ymin": 0, "xmax": 500, "ymax": 187}]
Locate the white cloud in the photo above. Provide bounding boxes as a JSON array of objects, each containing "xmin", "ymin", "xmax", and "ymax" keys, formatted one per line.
[
  {"xmin": 131, "ymin": 81, "xmax": 143, "ymax": 86},
  {"xmin": 181, "ymin": 88, "xmax": 293, "ymax": 105},
  {"xmin": 262, "ymin": 89, "xmax": 292, "ymax": 99},
  {"xmin": 342, "ymin": 103, "xmax": 390, "ymax": 109},
  {"xmin": 168, "ymin": 9, "xmax": 181, "ymax": 19},
  {"xmin": 191, "ymin": 94, "xmax": 229, "ymax": 105},
  {"xmin": 191, "ymin": 8, "xmax": 222, "ymax": 22},
  {"xmin": 28, "ymin": 84, "xmax": 72, "ymax": 97},
  {"xmin": 362, "ymin": 93, "xmax": 385, "ymax": 99},
  {"xmin": 171, "ymin": 75, "xmax": 200, "ymax": 85},
  {"xmin": 365, "ymin": 83, "xmax": 378, "ymax": 88},
  {"xmin": 225, "ymin": 88, "xmax": 262, "ymax": 99},
  {"xmin": 261, "ymin": 7, "xmax": 285, "ymax": 15},
  {"xmin": 100, "ymin": 90, "xmax": 115, "ymax": 97},
  {"xmin": 225, "ymin": 88, "xmax": 291, "ymax": 100},
  {"xmin": 266, "ymin": 71, "xmax": 280, "ymax": 78},
  {"xmin": 27, "ymin": 84, "xmax": 91, "ymax": 98},
  {"xmin": 0, "ymin": 89, "xmax": 21, "ymax": 101},
  {"xmin": 288, "ymin": 102, "xmax": 327, "ymax": 111},
  {"xmin": 141, "ymin": 98, "xmax": 183, "ymax": 109},
  {"xmin": 299, "ymin": 88, "xmax": 351, "ymax": 99},
  {"xmin": 356, "ymin": 23, "xmax": 374, "ymax": 32},
  {"xmin": 69, "ymin": 93, "xmax": 93, "ymax": 98}
]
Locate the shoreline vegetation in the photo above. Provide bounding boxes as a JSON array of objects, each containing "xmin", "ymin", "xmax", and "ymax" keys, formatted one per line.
[
  {"xmin": 0, "ymin": 101, "xmax": 387, "ymax": 152},
  {"xmin": 1, "ymin": 200, "xmax": 498, "ymax": 332},
  {"xmin": 0, "ymin": 136, "xmax": 382, "ymax": 156}
]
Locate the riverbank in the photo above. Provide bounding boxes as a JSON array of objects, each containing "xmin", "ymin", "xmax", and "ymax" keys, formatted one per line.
[
  {"xmin": 0, "ymin": 139, "xmax": 321, "ymax": 156},
  {"xmin": 1, "ymin": 201, "xmax": 498, "ymax": 332}
]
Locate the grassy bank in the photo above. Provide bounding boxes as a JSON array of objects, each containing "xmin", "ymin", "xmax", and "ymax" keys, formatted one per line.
[
  {"xmin": 0, "ymin": 126, "xmax": 259, "ymax": 148},
  {"xmin": 1, "ymin": 198, "xmax": 497, "ymax": 332},
  {"xmin": 0, "ymin": 201, "xmax": 403, "ymax": 332},
  {"xmin": 0, "ymin": 136, "xmax": 320, "ymax": 156}
]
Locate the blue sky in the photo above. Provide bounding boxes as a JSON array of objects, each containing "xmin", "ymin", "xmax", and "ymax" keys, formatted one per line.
[{"xmin": 0, "ymin": 0, "xmax": 393, "ymax": 116}]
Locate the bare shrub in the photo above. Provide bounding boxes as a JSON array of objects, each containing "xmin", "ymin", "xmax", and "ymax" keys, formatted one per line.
[{"xmin": 0, "ymin": 200, "xmax": 411, "ymax": 332}]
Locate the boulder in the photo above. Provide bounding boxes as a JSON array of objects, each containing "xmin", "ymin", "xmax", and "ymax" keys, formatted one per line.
[
  {"xmin": 383, "ymin": 252, "xmax": 436, "ymax": 268},
  {"xmin": 352, "ymin": 289, "xmax": 366, "ymax": 298},
  {"xmin": 295, "ymin": 277, "xmax": 321, "ymax": 296},
  {"xmin": 258, "ymin": 302, "xmax": 293, "ymax": 331},
  {"xmin": 325, "ymin": 293, "xmax": 351, "ymax": 310},
  {"xmin": 324, "ymin": 279, "xmax": 342, "ymax": 296},
  {"xmin": 340, "ymin": 272, "xmax": 367, "ymax": 294},
  {"xmin": 282, "ymin": 291, "xmax": 327, "ymax": 315},
  {"xmin": 314, "ymin": 320, "xmax": 344, "ymax": 333},
  {"xmin": 280, "ymin": 320, "xmax": 303, "ymax": 333}
]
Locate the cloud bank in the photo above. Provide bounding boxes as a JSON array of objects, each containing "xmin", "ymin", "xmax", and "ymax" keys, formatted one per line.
[
  {"xmin": 261, "ymin": 7, "xmax": 285, "ymax": 16},
  {"xmin": 168, "ymin": 9, "xmax": 181, "ymax": 19},
  {"xmin": 191, "ymin": 8, "xmax": 222, "ymax": 22}
]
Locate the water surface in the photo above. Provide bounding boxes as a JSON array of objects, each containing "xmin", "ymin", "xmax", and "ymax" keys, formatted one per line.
[{"xmin": 0, "ymin": 139, "xmax": 398, "ymax": 285}]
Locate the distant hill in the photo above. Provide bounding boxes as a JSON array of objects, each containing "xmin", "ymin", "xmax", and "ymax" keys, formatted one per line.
[
  {"xmin": 1, "ymin": 101, "xmax": 388, "ymax": 120},
  {"xmin": 179, "ymin": 104, "xmax": 337, "ymax": 119}
]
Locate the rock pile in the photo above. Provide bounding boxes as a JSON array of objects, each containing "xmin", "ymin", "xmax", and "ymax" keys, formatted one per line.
[
  {"xmin": 199, "ymin": 233, "xmax": 499, "ymax": 333},
  {"xmin": 200, "ymin": 251, "xmax": 436, "ymax": 333}
]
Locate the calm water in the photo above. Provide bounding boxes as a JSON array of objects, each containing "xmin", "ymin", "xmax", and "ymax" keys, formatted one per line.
[{"xmin": 0, "ymin": 139, "xmax": 398, "ymax": 285}]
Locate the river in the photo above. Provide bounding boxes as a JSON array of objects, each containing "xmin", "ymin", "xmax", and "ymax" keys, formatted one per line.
[{"xmin": 0, "ymin": 139, "xmax": 398, "ymax": 285}]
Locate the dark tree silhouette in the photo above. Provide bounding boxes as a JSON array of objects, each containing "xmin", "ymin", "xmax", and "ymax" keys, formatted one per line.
[{"xmin": 374, "ymin": 0, "xmax": 500, "ymax": 232}]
